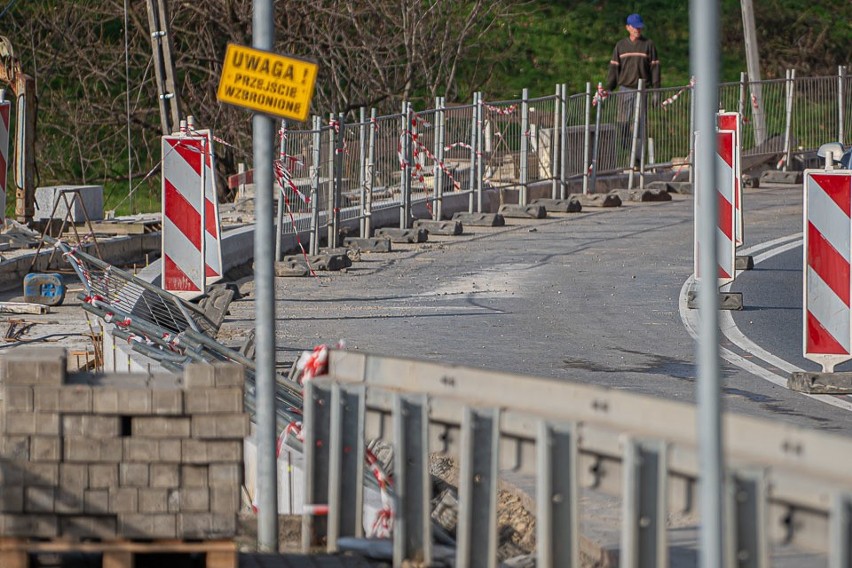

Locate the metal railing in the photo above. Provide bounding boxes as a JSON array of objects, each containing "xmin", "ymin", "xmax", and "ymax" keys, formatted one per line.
[
  {"xmin": 270, "ymin": 67, "xmax": 849, "ymax": 256},
  {"xmin": 302, "ymin": 349, "xmax": 852, "ymax": 566}
]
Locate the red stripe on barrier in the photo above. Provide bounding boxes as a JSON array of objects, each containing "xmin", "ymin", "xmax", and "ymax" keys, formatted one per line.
[
  {"xmin": 717, "ymin": 131, "xmax": 733, "ymax": 167},
  {"xmin": 718, "ymin": 265, "xmax": 731, "ymax": 279},
  {"xmin": 812, "ymin": 173, "xmax": 852, "ymax": 218},
  {"xmin": 718, "ymin": 191, "xmax": 734, "ymax": 241},
  {"xmin": 205, "ymin": 197, "xmax": 218, "ymax": 238},
  {"xmin": 807, "ymin": 309, "xmax": 850, "ymax": 354},
  {"xmin": 164, "ymin": 178, "xmax": 201, "ymax": 247},
  {"xmin": 166, "ymin": 138, "xmax": 202, "ymax": 176},
  {"xmin": 164, "ymin": 255, "xmax": 201, "ymax": 292},
  {"xmin": 807, "ymin": 221, "xmax": 851, "ymax": 307}
]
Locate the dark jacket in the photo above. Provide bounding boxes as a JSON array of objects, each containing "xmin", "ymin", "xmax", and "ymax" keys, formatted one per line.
[{"xmin": 606, "ymin": 36, "xmax": 660, "ymax": 91}]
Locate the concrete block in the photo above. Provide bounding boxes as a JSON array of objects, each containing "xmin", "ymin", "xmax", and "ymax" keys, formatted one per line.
[
  {"xmin": 139, "ymin": 488, "xmax": 169, "ymax": 513},
  {"xmin": 59, "ymin": 515, "xmax": 117, "ymax": 539},
  {"xmin": 374, "ymin": 227, "xmax": 428, "ymax": 243},
  {"xmin": 273, "ymin": 263, "xmax": 309, "ymax": 277},
  {"xmin": 150, "ymin": 463, "xmax": 180, "ymax": 488},
  {"xmin": 62, "ymin": 415, "xmax": 120, "ymax": 438},
  {"xmin": 20, "ymin": 463, "xmax": 59, "ymax": 486},
  {"xmin": 530, "ymin": 198, "xmax": 583, "ymax": 212},
  {"xmin": 181, "ymin": 440, "xmax": 242, "ymax": 464},
  {"xmin": 413, "ymin": 219, "xmax": 464, "ymax": 236},
  {"xmin": 132, "ymin": 417, "xmax": 191, "ymax": 438},
  {"xmin": 55, "ymin": 486, "xmax": 84, "ymax": 514},
  {"xmin": 159, "ymin": 438, "xmax": 182, "ymax": 462},
  {"xmin": 181, "ymin": 465, "xmax": 208, "ymax": 488},
  {"xmin": 0, "ymin": 513, "xmax": 59, "ymax": 537},
  {"xmin": 209, "ymin": 463, "xmax": 243, "ymax": 488},
  {"xmin": 0, "ymin": 435, "xmax": 29, "ymax": 460},
  {"xmin": 0, "ymin": 346, "xmax": 66, "ymax": 386},
  {"xmin": 736, "ymin": 255, "xmax": 755, "ymax": 271},
  {"xmin": 210, "ymin": 486, "xmax": 241, "ymax": 514},
  {"xmin": 59, "ymin": 464, "xmax": 88, "ymax": 489},
  {"xmin": 122, "ymin": 438, "xmax": 158, "ymax": 462},
  {"xmin": 109, "ymin": 487, "xmax": 138, "ymax": 513},
  {"xmin": 168, "ymin": 488, "xmax": 209, "ymax": 513},
  {"xmin": 789, "ymin": 371, "xmax": 852, "ymax": 394},
  {"xmin": 34, "ymin": 385, "xmax": 93, "ymax": 413},
  {"xmin": 30, "ymin": 436, "xmax": 62, "ymax": 462},
  {"xmin": 93, "ymin": 387, "xmax": 152, "ymax": 414},
  {"xmin": 343, "ymin": 236, "xmax": 392, "ymax": 253},
  {"xmin": 84, "ymin": 489, "xmax": 109, "ymax": 513},
  {"xmin": 282, "ymin": 253, "xmax": 351, "ymax": 271},
  {"xmin": 0, "ymin": 485, "xmax": 24, "ymax": 513},
  {"xmin": 88, "ymin": 464, "xmax": 118, "ymax": 489},
  {"xmin": 25, "ymin": 486, "xmax": 55, "ymax": 513},
  {"xmin": 184, "ymin": 362, "xmax": 244, "ymax": 389},
  {"xmin": 35, "ymin": 184, "xmax": 104, "ymax": 222},
  {"xmin": 191, "ymin": 414, "xmax": 250, "ymax": 440},
  {"xmin": 452, "ymin": 212, "xmax": 505, "ymax": 227},
  {"xmin": 4, "ymin": 411, "xmax": 60, "ymax": 435},
  {"xmin": 0, "ymin": 462, "xmax": 24, "ymax": 485},
  {"xmin": 687, "ymin": 291, "xmax": 743, "ymax": 311},
  {"xmin": 499, "ymin": 204, "xmax": 547, "ymax": 219},
  {"xmin": 64, "ymin": 437, "xmax": 122, "ymax": 462},
  {"xmin": 3, "ymin": 386, "xmax": 33, "ymax": 412},
  {"xmin": 646, "ymin": 180, "xmax": 693, "ymax": 195},
  {"xmin": 119, "ymin": 463, "xmax": 149, "ymax": 487},
  {"xmin": 177, "ymin": 513, "xmax": 236, "ymax": 539},
  {"xmin": 184, "ymin": 388, "xmax": 243, "ymax": 414},
  {"xmin": 570, "ymin": 193, "xmax": 622, "ymax": 208},
  {"xmin": 609, "ymin": 188, "xmax": 672, "ymax": 202},
  {"xmin": 152, "ymin": 388, "xmax": 184, "ymax": 415},
  {"xmin": 760, "ymin": 170, "xmax": 803, "ymax": 185},
  {"xmin": 118, "ymin": 513, "xmax": 177, "ymax": 539}
]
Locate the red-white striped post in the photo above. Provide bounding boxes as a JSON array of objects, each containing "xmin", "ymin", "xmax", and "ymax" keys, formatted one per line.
[
  {"xmin": 717, "ymin": 112, "xmax": 743, "ymax": 246},
  {"xmin": 161, "ymin": 135, "xmax": 223, "ymax": 299},
  {"xmin": 694, "ymin": 130, "xmax": 737, "ymax": 286},
  {"xmin": 0, "ymin": 101, "xmax": 10, "ymax": 224},
  {"xmin": 803, "ymin": 169, "xmax": 852, "ymax": 372}
]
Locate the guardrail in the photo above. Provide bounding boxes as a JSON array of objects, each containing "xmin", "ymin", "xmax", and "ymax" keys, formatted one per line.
[
  {"xmin": 301, "ymin": 349, "xmax": 852, "ymax": 566},
  {"xmin": 265, "ymin": 68, "xmax": 849, "ymax": 256}
]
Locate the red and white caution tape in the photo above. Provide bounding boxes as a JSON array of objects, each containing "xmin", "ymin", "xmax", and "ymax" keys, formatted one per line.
[
  {"xmin": 661, "ymin": 77, "xmax": 696, "ymax": 109},
  {"xmin": 484, "ymin": 103, "xmax": 517, "ymax": 115},
  {"xmin": 366, "ymin": 447, "xmax": 394, "ymax": 538},
  {"xmin": 592, "ymin": 83, "xmax": 609, "ymax": 107}
]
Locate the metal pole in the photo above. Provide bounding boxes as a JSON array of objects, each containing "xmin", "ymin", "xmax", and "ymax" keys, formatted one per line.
[
  {"xmin": 839, "ymin": 66, "xmax": 846, "ymax": 145},
  {"xmin": 741, "ymin": 0, "xmax": 767, "ymax": 145},
  {"xmin": 434, "ymin": 96, "xmax": 444, "ymax": 221},
  {"xmin": 252, "ymin": 0, "xmax": 278, "ymax": 552},
  {"xmin": 327, "ymin": 114, "xmax": 335, "ymax": 246},
  {"xmin": 401, "ymin": 101, "xmax": 412, "ymax": 228},
  {"xmin": 551, "ymin": 84, "xmax": 560, "ymax": 199},
  {"xmin": 358, "ymin": 107, "xmax": 367, "ymax": 238},
  {"xmin": 628, "ymin": 79, "xmax": 644, "ymax": 190},
  {"xmin": 365, "ymin": 109, "xmax": 376, "ymax": 237},
  {"xmin": 520, "ymin": 88, "xmax": 529, "ymax": 206},
  {"xmin": 782, "ymin": 69, "xmax": 795, "ymax": 172},
  {"xmin": 275, "ymin": 120, "xmax": 286, "ymax": 261},
  {"xmin": 560, "ymin": 83, "xmax": 568, "ymax": 200},
  {"xmin": 738, "ymin": 72, "xmax": 747, "ymax": 119},
  {"xmin": 332, "ymin": 112, "xmax": 345, "ymax": 248},
  {"xmin": 310, "ymin": 116, "xmax": 321, "ymax": 256},
  {"xmin": 476, "ymin": 93, "xmax": 484, "ymax": 212},
  {"xmin": 691, "ymin": 0, "xmax": 723, "ymax": 566},
  {"xmin": 689, "ymin": 82, "xmax": 696, "ymax": 184},
  {"xmin": 589, "ymin": 85, "xmax": 603, "ymax": 195},
  {"xmin": 472, "ymin": 92, "xmax": 481, "ymax": 213},
  {"xmin": 582, "ymin": 82, "xmax": 592, "ymax": 195}
]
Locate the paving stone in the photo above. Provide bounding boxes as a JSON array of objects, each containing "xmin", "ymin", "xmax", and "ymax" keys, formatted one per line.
[
  {"xmin": 169, "ymin": 488, "xmax": 209, "ymax": 513},
  {"xmin": 30, "ymin": 436, "xmax": 62, "ymax": 462},
  {"xmin": 59, "ymin": 463, "xmax": 89, "ymax": 489},
  {"xmin": 88, "ymin": 464, "xmax": 118, "ymax": 488},
  {"xmin": 64, "ymin": 437, "xmax": 122, "ymax": 462},
  {"xmin": 138, "ymin": 487, "xmax": 169, "ymax": 514},
  {"xmin": 181, "ymin": 440, "xmax": 243, "ymax": 464},
  {"xmin": 177, "ymin": 512, "xmax": 236, "ymax": 539},
  {"xmin": 84, "ymin": 489, "xmax": 109, "ymax": 513},
  {"xmin": 55, "ymin": 486, "xmax": 85, "ymax": 514},
  {"xmin": 122, "ymin": 438, "xmax": 158, "ymax": 462},
  {"xmin": 60, "ymin": 515, "xmax": 117, "ymax": 539},
  {"xmin": 181, "ymin": 465, "xmax": 208, "ymax": 488},
  {"xmin": 109, "ymin": 487, "xmax": 138, "ymax": 513},
  {"xmin": 119, "ymin": 513, "xmax": 177, "ymax": 539},
  {"xmin": 0, "ymin": 435, "xmax": 29, "ymax": 460},
  {"xmin": 185, "ymin": 363, "xmax": 216, "ymax": 389},
  {"xmin": 93, "ymin": 387, "xmax": 152, "ymax": 414},
  {"xmin": 0, "ymin": 346, "xmax": 66, "ymax": 386},
  {"xmin": 20, "ymin": 463, "xmax": 59, "ymax": 486},
  {"xmin": 152, "ymin": 388, "xmax": 184, "ymax": 415},
  {"xmin": 0, "ymin": 485, "xmax": 24, "ymax": 513},
  {"xmin": 209, "ymin": 463, "xmax": 243, "ymax": 488},
  {"xmin": 184, "ymin": 388, "xmax": 243, "ymax": 414},
  {"xmin": 2, "ymin": 386, "xmax": 33, "ymax": 412},
  {"xmin": 210, "ymin": 486, "xmax": 241, "ymax": 513},
  {"xmin": 25, "ymin": 486, "xmax": 55, "ymax": 513},
  {"xmin": 3, "ymin": 411, "xmax": 60, "ymax": 435},
  {"xmin": 0, "ymin": 513, "xmax": 59, "ymax": 537}
]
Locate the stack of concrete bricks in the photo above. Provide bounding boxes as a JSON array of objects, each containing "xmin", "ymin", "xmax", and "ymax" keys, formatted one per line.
[{"xmin": 0, "ymin": 346, "xmax": 248, "ymax": 540}]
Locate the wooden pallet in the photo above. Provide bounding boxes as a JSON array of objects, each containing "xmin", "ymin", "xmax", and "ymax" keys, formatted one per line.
[{"xmin": 0, "ymin": 537, "xmax": 237, "ymax": 568}]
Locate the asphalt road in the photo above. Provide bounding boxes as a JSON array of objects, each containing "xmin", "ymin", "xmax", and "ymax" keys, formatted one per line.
[{"xmin": 221, "ymin": 183, "xmax": 852, "ymax": 435}]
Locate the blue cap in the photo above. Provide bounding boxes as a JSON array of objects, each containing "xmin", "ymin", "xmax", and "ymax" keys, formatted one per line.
[{"xmin": 626, "ymin": 13, "xmax": 644, "ymax": 28}]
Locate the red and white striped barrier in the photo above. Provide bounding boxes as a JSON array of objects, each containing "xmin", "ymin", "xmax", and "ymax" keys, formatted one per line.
[
  {"xmin": 161, "ymin": 134, "xmax": 223, "ymax": 299},
  {"xmin": 803, "ymin": 170, "xmax": 852, "ymax": 372},
  {"xmin": 717, "ymin": 112, "xmax": 743, "ymax": 247},
  {"xmin": 0, "ymin": 101, "xmax": 9, "ymax": 224},
  {"xmin": 694, "ymin": 130, "xmax": 737, "ymax": 285}
]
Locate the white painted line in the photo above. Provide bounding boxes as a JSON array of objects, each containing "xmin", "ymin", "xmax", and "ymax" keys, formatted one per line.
[{"xmin": 680, "ymin": 233, "xmax": 852, "ymax": 412}]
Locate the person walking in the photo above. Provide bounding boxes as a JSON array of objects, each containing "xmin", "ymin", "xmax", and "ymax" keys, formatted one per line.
[{"xmin": 605, "ymin": 13, "xmax": 660, "ymax": 167}]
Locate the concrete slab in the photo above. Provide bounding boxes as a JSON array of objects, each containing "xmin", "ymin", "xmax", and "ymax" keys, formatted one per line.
[
  {"xmin": 789, "ymin": 372, "xmax": 852, "ymax": 394},
  {"xmin": 35, "ymin": 185, "xmax": 104, "ymax": 222}
]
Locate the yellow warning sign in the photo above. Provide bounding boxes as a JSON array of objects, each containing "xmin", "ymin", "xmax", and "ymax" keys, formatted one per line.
[{"xmin": 217, "ymin": 44, "xmax": 318, "ymax": 122}]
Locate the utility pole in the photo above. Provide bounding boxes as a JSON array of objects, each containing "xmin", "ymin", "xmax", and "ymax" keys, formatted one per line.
[
  {"xmin": 740, "ymin": 0, "xmax": 767, "ymax": 146},
  {"xmin": 146, "ymin": 0, "xmax": 181, "ymax": 135}
]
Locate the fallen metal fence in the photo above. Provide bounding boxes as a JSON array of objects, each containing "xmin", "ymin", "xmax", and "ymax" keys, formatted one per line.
[
  {"xmin": 302, "ymin": 349, "xmax": 852, "ymax": 567},
  {"xmin": 269, "ymin": 68, "xmax": 848, "ymax": 253}
]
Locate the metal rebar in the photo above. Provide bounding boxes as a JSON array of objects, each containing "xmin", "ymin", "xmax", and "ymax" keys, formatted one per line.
[
  {"xmin": 252, "ymin": 0, "xmax": 279, "ymax": 552},
  {"xmin": 691, "ymin": 0, "xmax": 723, "ymax": 565}
]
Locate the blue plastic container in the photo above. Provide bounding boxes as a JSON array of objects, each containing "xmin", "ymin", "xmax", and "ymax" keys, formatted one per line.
[{"xmin": 23, "ymin": 273, "xmax": 66, "ymax": 306}]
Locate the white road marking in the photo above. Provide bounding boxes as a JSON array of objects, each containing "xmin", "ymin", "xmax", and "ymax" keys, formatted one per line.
[{"xmin": 680, "ymin": 233, "xmax": 852, "ymax": 412}]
